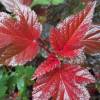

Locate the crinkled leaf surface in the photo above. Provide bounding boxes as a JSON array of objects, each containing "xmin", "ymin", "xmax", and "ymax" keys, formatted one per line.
[
  {"xmin": 0, "ymin": 5, "xmax": 42, "ymax": 65},
  {"xmin": 50, "ymin": 1, "xmax": 96, "ymax": 58},
  {"xmin": 32, "ymin": 64, "xmax": 95, "ymax": 100},
  {"xmin": 32, "ymin": 54, "xmax": 60, "ymax": 80}
]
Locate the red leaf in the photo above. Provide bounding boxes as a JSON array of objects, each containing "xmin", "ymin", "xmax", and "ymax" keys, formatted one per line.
[
  {"xmin": 15, "ymin": 4, "xmax": 42, "ymax": 38},
  {"xmin": 83, "ymin": 25, "xmax": 100, "ymax": 53},
  {"xmin": 0, "ymin": 5, "xmax": 41, "ymax": 65},
  {"xmin": 32, "ymin": 65, "xmax": 95, "ymax": 100},
  {"xmin": 50, "ymin": 1, "xmax": 96, "ymax": 58},
  {"xmin": 32, "ymin": 54, "xmax": 60, "ymax": 80},
  {"xmin": 0, "ymin": 0, "xmax": 32, "ymax": 12}
]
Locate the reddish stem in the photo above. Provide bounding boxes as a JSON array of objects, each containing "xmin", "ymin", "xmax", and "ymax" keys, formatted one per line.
[{"xmin": 38, "ymin": 38, "xmax": 51, "ymax": 54}]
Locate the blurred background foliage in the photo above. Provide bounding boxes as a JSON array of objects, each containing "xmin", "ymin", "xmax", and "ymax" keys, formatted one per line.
[
  {"xmin": 0, "ymin": 66, "xmax": 35, "ymax": 100},
  {"xmin": 0, "ymin": 0, "xmax": 100, "ymax": 100}
]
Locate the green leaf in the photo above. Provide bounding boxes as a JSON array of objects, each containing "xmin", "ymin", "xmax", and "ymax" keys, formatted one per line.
[
  {"xmin": 51, "ymin": 0, "xmax": 64, "ymax": 5},
  {"xmin": 0, "ymin": 70, "xmax": 8, "ymax": 98},
  {"xmin": 7, "ymin": 73, "xmax": 17, "ymax": 91},
  {"xmin": 16, "ymin": 66, "xmax": 35, "ymax": 95},
  {"xmin": 32, "ymin": 0, "xmax": 64, "ymax": 6},
  {"xmin": 15, "ymin": 66, "xmax": 26, "ymax": 77},
  {"xmin": 17, "ymin": 78, "xmax": 26, "ymax": 95},
  {"xmin": 32, "ymin": 0, "xmax": 50, "ymax": 6},
  {"xmin": 0, "ymin": 66, "xmax": 35, "ymax": 99},
  {"xmin": 0, "ymin": 85, "xmax": 7, "ymax": 98},
  {"xmin": 15, "ymin": 66, "xmax": 35, "ymax": 81}
]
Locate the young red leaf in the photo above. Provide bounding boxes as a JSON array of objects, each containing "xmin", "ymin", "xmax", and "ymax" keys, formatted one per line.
[
  {"xmin": 0, "ymin": 0, "xmax": 32, "ymax": 12},
  {"xmin": 32, "ymin": 54, "xmax": 60, "ymax": 80},
  {"xmin": 32, "ymin": 65, "xmax": 95, "ymax": 100},
  {"xmin": 50, "ymin": 1, "xmax": 96, "ymax": 58},
  {"xmin": 83, "ymin": 25, "xmax": 100, "ymax": 53},
  {"xmin": 0, "ymin": 5, "xmax": 42, "ymax": 65}
]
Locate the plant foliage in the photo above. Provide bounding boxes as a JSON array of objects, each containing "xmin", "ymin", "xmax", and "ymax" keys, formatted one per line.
[{"xmin": 0, "ymin": 0, "xmax": 99, "ymax": 100}]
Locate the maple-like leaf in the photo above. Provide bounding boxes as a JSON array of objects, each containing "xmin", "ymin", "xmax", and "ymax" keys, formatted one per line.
[
  {"xmin": 83, "ymin": 24, "xmax": 100, "ymax": 53},
  {"xmin": 0, "ymin": 5, "xmax": 42, "ymax": 65},
  {"xmin": 50, "ymin": 1, "xmax": 96, "ymax": 58},
  {"xmin": 0, "ymin": 0, "xmax": 32, "ymax": 12},
  {"xmin": 32, "ymin": 64, "xmax": 95, "ymax": 100}
]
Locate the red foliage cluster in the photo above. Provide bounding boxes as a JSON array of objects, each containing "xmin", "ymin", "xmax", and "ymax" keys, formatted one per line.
[{"xmin": 0, "ymin": 0, "xmax": 100, "ymax": 100}]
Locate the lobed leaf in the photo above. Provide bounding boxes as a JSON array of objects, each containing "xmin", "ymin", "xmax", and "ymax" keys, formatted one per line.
[
  {"xmin": 50, "ymin": 1, "xmax": 96, "ymax": 58},
  {"xmin": 0, "ymin": 5, "xmax": 42, "ymax": 65},
  {"xmin": 32, "ymin": 64, "xmax": 95, "ymax": 100}
]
